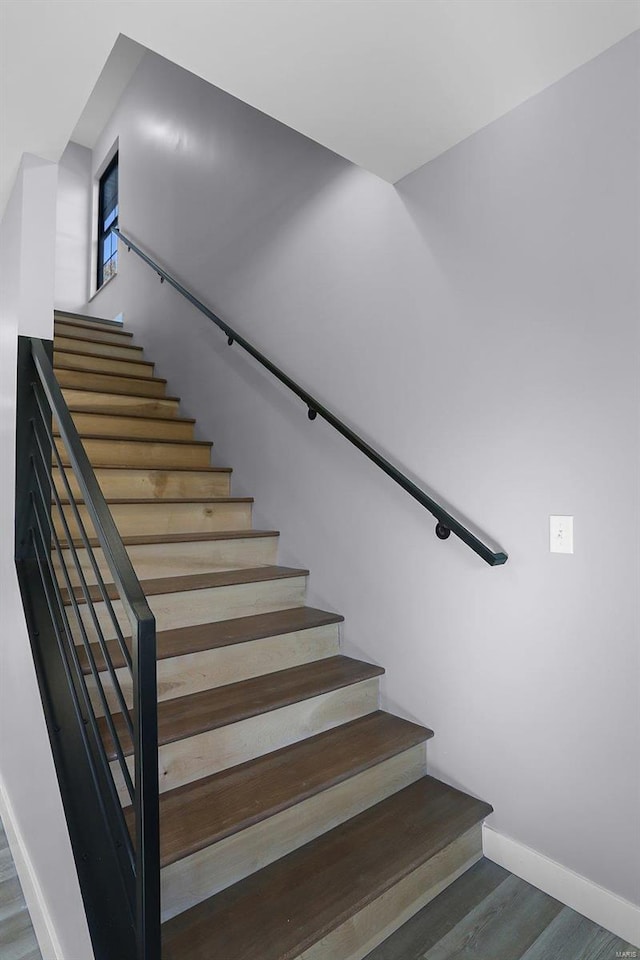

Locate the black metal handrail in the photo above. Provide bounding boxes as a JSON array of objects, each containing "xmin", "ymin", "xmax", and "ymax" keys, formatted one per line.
[
  {"xmin": 17, "ymin": 337, "xmax": 160, "ymax": 959},
  {"xmin": 114, "ymin": 227, "xmax": 507, "ymax": 566}
]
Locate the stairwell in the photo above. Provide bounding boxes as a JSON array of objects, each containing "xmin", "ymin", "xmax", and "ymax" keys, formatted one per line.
[{"xmin": 47, "ymin": 308, "xmax": 492, "ymax": 959}]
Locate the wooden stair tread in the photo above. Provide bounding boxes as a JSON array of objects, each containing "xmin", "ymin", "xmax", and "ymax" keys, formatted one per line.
[
  {"xmin": 53, "ymin": 465, "xmax": 231, "ymax": 474},
  {"xmin": 62, "ymin": 565, "xmax": 307, "ymax": 606},
  {"xmin": 100, "ymin": 656, "xmax": 383, "ymax": 758},
  {"xmin": 126, "ymin": 712, "xmax": 433, "ymax": 868},
  {"xmin": 61, "ymin": 387, "xmax": 180, "ymax": 402},
  {"xmin": 57, "ymin": 528, "xmax": 275, "ymax": 549},
  {"xmin": 54, "ymin": 347, "xmax": 155, "ymax": 368},
  {"xmin": 78, "ymin": 606, "xmax": 342, "ymax": 672},
  {"xmin": 54, "ymin": 311, "xmax": 129, "ymax": 330},
  {"xmin": 57, "ymin": 496, "xmax": 250, "ymax": 505},
  {"xmin": 60, "ymin": 409, "xmax": 195, "ymax": 424},
  {"xmin": 54, "ymin": 332, "xmax": 143, "ymax": 352},
  {"xmin": 161, "ymin": 776, "xmax": 492, "ymax": 960},
  {"xmin": 53, "ymin": 365, "xmax": 168, "ymax": 384},
  {"xmin": 55, "ymin": 433, "xmax": 212, "ymax": 446}
]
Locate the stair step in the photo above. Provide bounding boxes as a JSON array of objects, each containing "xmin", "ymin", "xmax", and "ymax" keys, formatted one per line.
[
  {"xmin": 54, "ymin": 310, "xmax": 127, "ymax": 329},
  {"xmin": 67, "ymin": 565, "xmax": 309, "ymax": 649},
  {"xmin": 103, "ymin": 656, "xmax": 381, "ymax": 757},
  {"xmin": 57, "ymin": 528, "xmax": 277, "ymax": 550},
  {"xmin": 55, "ymin": 496, "xmax": 252, "ymax": 538},
  {"xmin": 54, "ymin": 349, "xmax": 156, "ymax": 379},
  {"xmin": 62, "ymin": 389, "xmax": 180, "ymax": 418},
  {"xmin": 84, "ymin": 607, "xmax": 341, "ymax": 718},
  {"xmin": 79, "ymin": 607, "xmax": 341, "ymax": 672},
  {"xmin": 56, "ymin": 410, "xmax": 196, "ymax": 442},
  {"xmin": 54, "ymin": 333, "xmax": 144, "ymax": 361},
  {"xmin": 55, "ymin": 320, "xmax": 133, "ymax": 346},
  {"xmin": 62, "ymin": 565, "xmax": 305, "ymax": 607},
  {"xmin": 53, "ymin": 465, "xmax": 231, "ymax": 501},
  {"xmin": 105, "ymin": 656, "xmax": 383, "ymax": 798},
  {"xmin": 135, "ymin": 713, "xmax": 432, "ymax": 920},
  {"xmin": 55, "ymin": 528, "xmax": 276, "ymax": 586},
  {"xmin": 153, "ymin": 711, "xmax": 431, "ymax": 864},
  {"xmin": 56, "ymin": 367, "xmax": 168, "ymax": 398},
  {"xmin": 55, "ymin": 434, "xmax": 212, "ymax": 469},
  {"xmin": 161, "ymin": 776, "xmax": 492, "ymax": 960}
]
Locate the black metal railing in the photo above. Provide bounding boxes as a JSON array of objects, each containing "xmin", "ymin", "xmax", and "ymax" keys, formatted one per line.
[
  {"xmin": 14, "ymin": 336, "xmax": 160, "ymax": 960},
  {"xmin": 114, "ymin": 227, "xmax": 507, "ymax": 566}
]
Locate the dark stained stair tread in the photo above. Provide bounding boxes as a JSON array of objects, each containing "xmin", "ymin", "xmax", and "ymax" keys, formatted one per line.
[
  {"xmin": 54, "ymin": 364, "xmax": 168, "ymax": 383},
  {"xmin": 58, "ymin": 409, "xmax": 196, "ymax": 424},
  {"xmin": 160, "ymin": 776, "xmax": 493, "ymax": 960},
  {"xmin": 78, "ymin": 606, "xmax": 343, "ymax": 673},
  {"xmin": 57, "ymin": 528, "xmax": 274, "ymax": 549},
  {"xmin": 125, "ymin": 711, "xmax": 433, "ymax": 868},
  {"xmin": 55, "ymin": 433, "xmax": 212, "ymax": 446},
  {"xmin": 57, "ymin": 497, "xmax": 250, "ymax": 505},
  {"xmin": 54, "ymin": 312, "xmax": 131, "ymax": 331},
  {"xmin": 53, "ymin": 333, "xmax": 143, "ymax": 352},
  {"xmin": 100, "ymin": 656, "xmax": 384, "ymax": 758},
  {"xmin": 61, "ymin": 564, "xmax": 305, "ymax": 606},
  {"xmin": 61, "ymin": 388, "xmax": 180, "ymax": 401},
  {"xmin": 53, "ymin": 464, "xmax": 231, "ymax": 472},
  {"xmin": 54, "ymin": 348, "xmax": 155, "ymax": 367}
]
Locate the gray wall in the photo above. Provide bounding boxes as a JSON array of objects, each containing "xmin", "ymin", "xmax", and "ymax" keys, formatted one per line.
[{"xmin": 86, "ymin": 34, "xmax": 640, "ymax": 905}]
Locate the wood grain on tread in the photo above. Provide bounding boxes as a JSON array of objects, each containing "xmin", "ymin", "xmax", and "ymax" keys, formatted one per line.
[
  {"xmin": 54, "ymin": 350, "xmax": 156, "ymax": 378},
  {"xmin": 100, "ymin": 656, "xmax": 384, "ymax": 759},
  {"xmin": 126, "ymin": 712, "xmax": 432, "ymax": 868},
  {"xmin": 56, "ymin": 412, "xmax": 196, "ymax": 441},
  {"xmin": 54, "ymin": 332, "xmax": 143, "ymax": 352},
  {"xmin": 55, "ymin": 368, "xmax": 168, "ymax": 397},
  {"xmin": 78, "ymin": 607, "xmax": 343, "ymax": 672},
  {"xmin": 54, "ymin": 311, "xmax": 128, "ymax": 330},
  {"xmin": 160, "ymin": 777, "xmax": 492, "ymax": 960},
  {"xmin": 58, "ymin": 434, "xmax": 211, "ymax": 447},
  {"xmin": 57, "ymin": 528, "xmax": 274, "ymax": 549},
  {"xmin": 55, "ymin": 435, "xmax": 212, "ymax": 468},
  {"xmin": 61, "ymin": 565, "xmax": 305, "ymax": 606}
]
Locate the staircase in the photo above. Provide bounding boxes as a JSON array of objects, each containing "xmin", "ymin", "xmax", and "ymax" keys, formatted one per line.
[{"xmin": 48, "ymin": 309, "xmax": 491, "ymax": 959}]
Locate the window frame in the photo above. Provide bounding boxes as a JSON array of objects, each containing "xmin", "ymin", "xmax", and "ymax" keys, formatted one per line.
[{"xmin": 96, "ymin": 151, "xmax": 119, "ymax": 290}]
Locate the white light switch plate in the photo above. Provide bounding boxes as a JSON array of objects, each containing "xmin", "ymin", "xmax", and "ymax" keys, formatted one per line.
[{"xmin": 550, "ymin": 515, "xmax": 573, "ymax": 554}]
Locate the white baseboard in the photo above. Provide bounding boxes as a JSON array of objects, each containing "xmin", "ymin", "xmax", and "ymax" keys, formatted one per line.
[
  {"xmin": 0, "ymin": 777, "xmax": 62, "ymax": 960},
  {"xmin": 483, "ymin": 824, "xmax": 640, "ymax": 948}
]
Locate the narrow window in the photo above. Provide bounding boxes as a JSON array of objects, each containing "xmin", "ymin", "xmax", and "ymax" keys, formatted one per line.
[{"xmin": 97, "ymin": 153, "xmax": 118, "ymax": 288}]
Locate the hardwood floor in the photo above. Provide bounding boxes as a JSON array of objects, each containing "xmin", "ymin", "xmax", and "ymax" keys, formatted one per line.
[
  {"xmin": 0, "ymin": 820, "xmax": 41, "ymax": 960},
  {"xmin": 364, "ymin": 858, "xmax": 638, "ymax": 960}
]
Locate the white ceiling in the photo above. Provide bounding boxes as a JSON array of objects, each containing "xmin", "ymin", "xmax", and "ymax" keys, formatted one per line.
[{"xmin": 1, "ymin": 0, "xmax": 639, "ymax": 214}]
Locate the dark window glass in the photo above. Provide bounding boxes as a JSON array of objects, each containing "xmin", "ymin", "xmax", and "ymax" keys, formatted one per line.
[{"xmin": 97, "ymin": 153, "xmax": 118, "ymax": 287}]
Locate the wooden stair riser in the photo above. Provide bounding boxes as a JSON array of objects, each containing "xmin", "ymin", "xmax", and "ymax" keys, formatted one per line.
[
  {"xmin": 54, "ymin": 335, "xmax": 144, "ymax": 362},
  {"xmin": 55, "ymin": 436, "xmax": 211, "ymax": 469},
  {"xmin": 53, "ymin": 467, "xmax": 231, "ymax": 502},
  {"xmin": 300, "ymin": 825, "xmax": 483, "ymax": 960},
  {"xmin": 111, "ymin": 677, "xmax": 380, "ymax": 803},
  {"xmin": 55, "ymin": 412, "xmax": 195, "ymax": 442},
  {"xmin": 54, "ymin": 536, "xmax": 277, "ymax": 587},
  {"xmin": 62, "ymin": 390, "xmax": 180, "ymax": 418},
  {"xmin": 54, "ymin": 320, "xmax": 131, "ymax": 345},
  {"xmin": 54, "ymin": 500, "xmax": 251, "ymax": 540},
  {"xmin": 161, "ymin": 744, "xmax": 427, "ymax": 922},
  {"xmin": 54, "ymin": 351, "xmax": 155, "ymax": 379},
  {"xmin": 69, "ymin": 576, "xmax": 308, "ymax": 644},
  {"xmin": 86, "ymin": 624, "xmax": 341, "ymax": 717},
  {"xmin": 56, "ymin": 368, "xmax": 167, "ymax": 398}
]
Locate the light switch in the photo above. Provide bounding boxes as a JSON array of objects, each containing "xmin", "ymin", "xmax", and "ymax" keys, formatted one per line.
[{"xmin": 550, "ymin": 516, "xmax": 573, "ymax": 554}]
